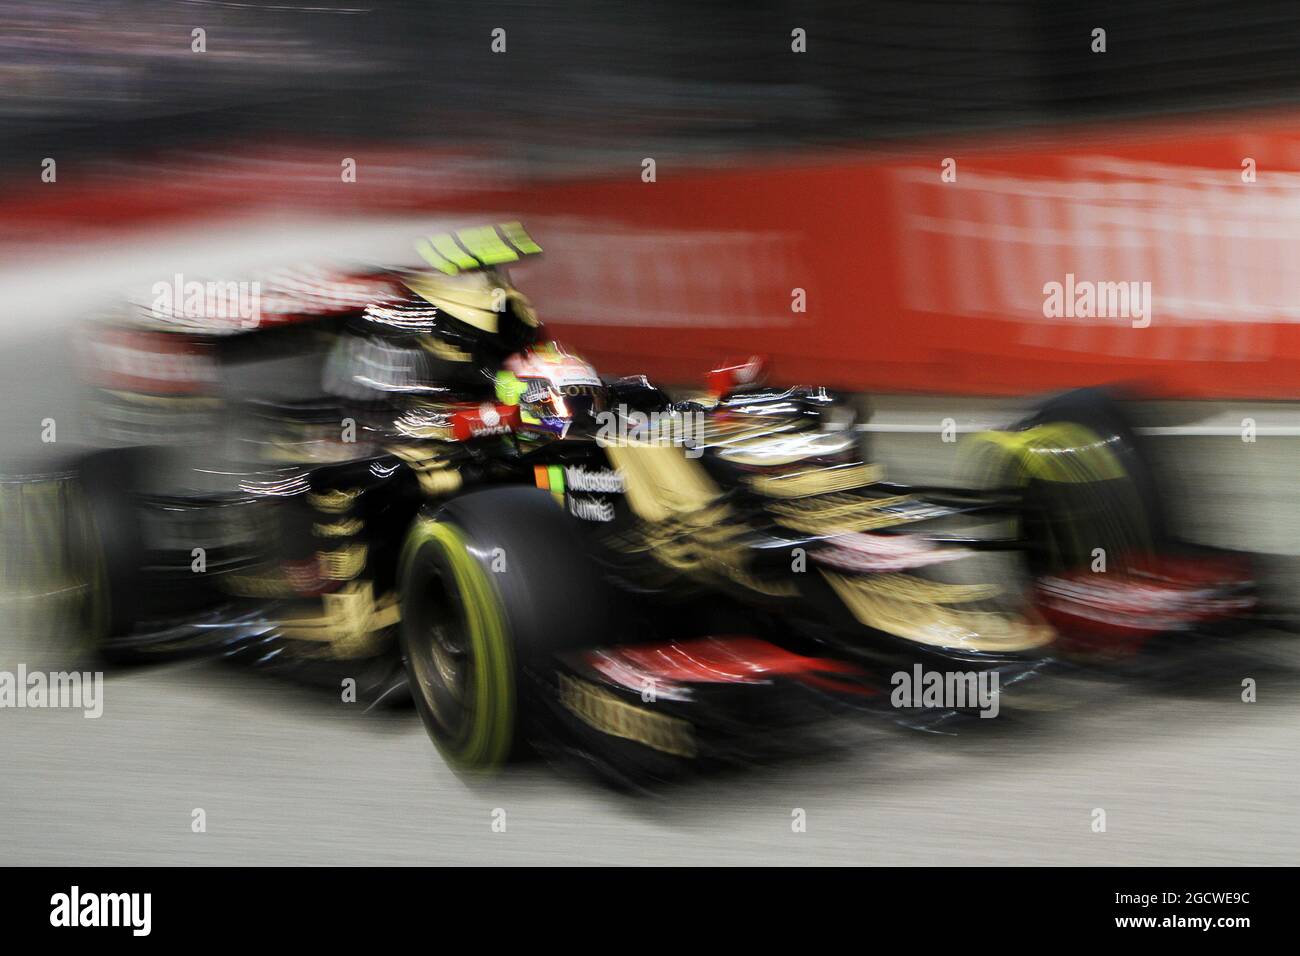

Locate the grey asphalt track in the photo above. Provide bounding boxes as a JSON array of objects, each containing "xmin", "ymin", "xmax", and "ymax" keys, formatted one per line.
[{"xmin": 3, "ymin": 640, "xmax": 1298, "ymax": 865}]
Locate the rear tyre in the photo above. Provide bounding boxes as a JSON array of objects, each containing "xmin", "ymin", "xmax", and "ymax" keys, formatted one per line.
[
  {"xmin": 74, "ymin": 447, "xmax": 149, "ymax": 649},
  {"xmin": 1023, "ymin": 387, "xmax": 1166, "ymax": 543},
  {"xmin": 398, "ymin": 486, "xmax": 610, "ymax": 772},
  {"xmin": 962, "ymin": 389, "xmax": 1162, "ymax": 575},
  {"xmin": 0, "ymin": 464, "xmax": 104, "ymax": 670}
]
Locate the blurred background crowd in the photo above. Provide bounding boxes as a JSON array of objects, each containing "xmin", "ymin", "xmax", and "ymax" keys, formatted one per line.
[{"xmin": 4, "ymin": 1, "xmax": 1300, "ymax": 172}]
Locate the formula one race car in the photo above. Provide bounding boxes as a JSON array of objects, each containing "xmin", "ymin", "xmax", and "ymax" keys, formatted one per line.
[
  {"xmin": 395, "ymin": 366, "xmax": 1263, "ymax": 784},
  {"xmin": 2, "ymin": 222, "xmax": 1267, "ymax": 787}
]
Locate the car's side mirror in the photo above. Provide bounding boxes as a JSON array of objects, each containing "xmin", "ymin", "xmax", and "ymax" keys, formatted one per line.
[{"xmin": 705, "ymin": 355, "xmax": 767, "ymax": 397}]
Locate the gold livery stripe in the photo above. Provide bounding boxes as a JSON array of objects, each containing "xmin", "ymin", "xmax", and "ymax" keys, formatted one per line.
[
  {"xmin": 749, "ymin": 463, "xmax": 883, "ymax": 499},
  {"xmin": 557, "ymin": 674, "xmax": 696, "ymax": 758}
]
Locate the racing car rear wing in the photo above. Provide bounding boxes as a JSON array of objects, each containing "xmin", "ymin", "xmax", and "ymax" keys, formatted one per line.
[{"xmin": 413, "ymin": 221, "xmax": 542, "ymax": 276}]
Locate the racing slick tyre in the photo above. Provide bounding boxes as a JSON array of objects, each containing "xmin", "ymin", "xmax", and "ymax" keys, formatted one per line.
[
  {"xmin": 1024, "ymin": 387, "xmax": 1166, "ymax": 540},
  {"xmin": 0, "ymin": 459, "xmax": 106, "ymax": 671},
  {"xmin": 964, "ymin": 388, "xmax": 1162, "ymax": 576},
  {"xmin": 398, "ymin": 486, "xmax": 611, "ymax": 772},
  {"xmin": 73, "ymin": 447, "xmax": 149, "ymax": 651}
]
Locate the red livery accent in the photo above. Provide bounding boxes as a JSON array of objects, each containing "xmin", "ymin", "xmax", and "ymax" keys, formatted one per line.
[
  {"xmin": 450, "ymin": 402, "xmax": 521, "ymax": 441},
  {"xmin": 85, "ymin": 328, "xmax": 218, "ymax": 395},
  {"xmin": 1034, "ymin": 555, "xmax": 1256, "ymax": 655},
  {"xmin": 585, "ymin": 635, "xmax": 875, "ymax": 696}
]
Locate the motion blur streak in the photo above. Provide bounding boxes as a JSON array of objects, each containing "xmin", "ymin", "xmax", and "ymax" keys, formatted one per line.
[{"xmin": 1, "ymin": 0, "xmax": 1298, "ymax": 866}]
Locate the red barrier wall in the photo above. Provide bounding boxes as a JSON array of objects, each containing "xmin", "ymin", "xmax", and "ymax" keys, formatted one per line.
[
  {"xmin": 456, "ymin": 118, "xmax": 1300, "ymax": 399},
  {"xmin": 8, "ymin": 114, "xmax": 1300, "ymax": 398}
]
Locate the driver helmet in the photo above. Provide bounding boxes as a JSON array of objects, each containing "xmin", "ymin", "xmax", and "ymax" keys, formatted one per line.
[{"xmin": 496, "ymin": 343, "xmax": 609, "ymax": 440}]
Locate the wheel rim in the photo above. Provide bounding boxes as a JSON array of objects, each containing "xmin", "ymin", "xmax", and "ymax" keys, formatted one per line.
[{"xmin": 407, "ymin": 555, "xmax": 476, "ymax": 743}]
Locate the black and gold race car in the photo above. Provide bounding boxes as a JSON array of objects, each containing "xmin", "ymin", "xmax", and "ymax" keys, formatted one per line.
[
  {"xmin": 395, "ymin": 362, "xmax": 1264, "ymax": 785},
  {"xmin": 4, "ymin": 223, "xmax": 1268, "ymax": 788}
]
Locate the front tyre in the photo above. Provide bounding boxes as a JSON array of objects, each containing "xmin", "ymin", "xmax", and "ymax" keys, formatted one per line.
[
  {"xmin": 399, "ymin": 517, "xmax": 515, "ymax": 771},
  {"xmin": 398, "ymin": 487, "xmax": 609, "ymax": 772}
]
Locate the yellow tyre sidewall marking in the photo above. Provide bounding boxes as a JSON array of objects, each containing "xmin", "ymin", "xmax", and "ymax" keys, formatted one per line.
[
  {"xmin": 960, "ymin": 422, "xmax": 1132, "ymax": 567},
  {"xmin": 962, "ymin": 423, "xmax": 1126, "ymax": 484},
  {"xmin": 401, "ymin": 519, "xmax": 515, "ymax": 771}
]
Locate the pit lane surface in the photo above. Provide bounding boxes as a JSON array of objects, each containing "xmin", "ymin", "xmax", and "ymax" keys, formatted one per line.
[{"xmin": 2, "ymin": 222, "xmax": 1298, "ymax": 866}]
